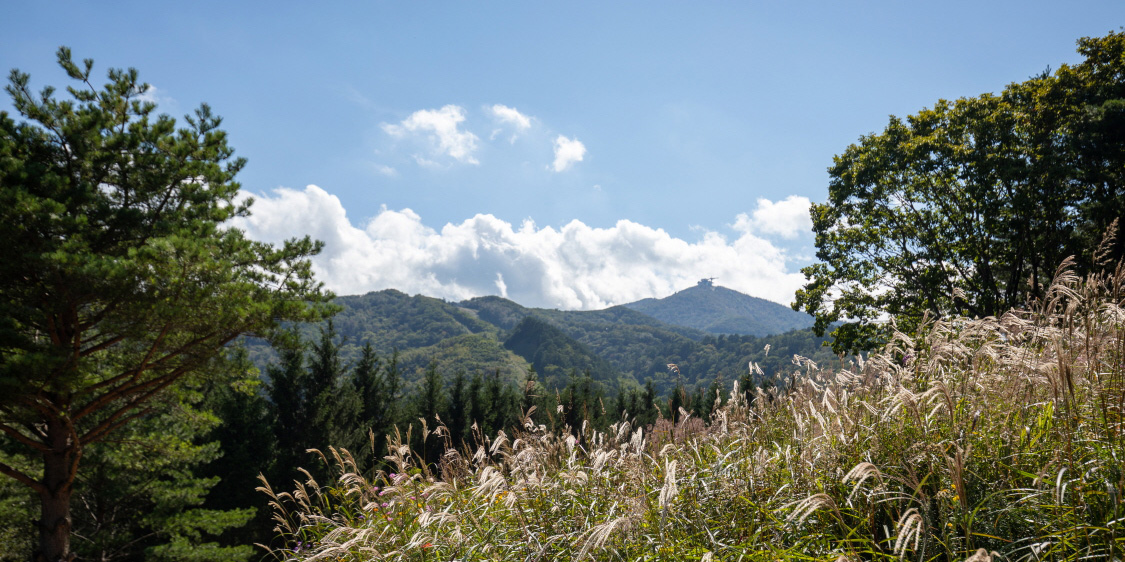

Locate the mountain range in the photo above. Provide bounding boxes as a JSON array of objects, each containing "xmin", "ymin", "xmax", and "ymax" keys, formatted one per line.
[{"xmin": 248, "ymin": 281, "xmax": 832, "ymax": 396}]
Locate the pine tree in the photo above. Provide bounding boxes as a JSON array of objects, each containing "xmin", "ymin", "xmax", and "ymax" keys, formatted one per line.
[
  {"xmin": 690, "ymin": 387, "xmax": 704, "ymax": 420},
  {"xmin": 446, "ymin": 370, "xmax": 468, "ymax": 449},
  {"xmin": 612, "ymin": 389, "xmax": 628, "ymax": 421},
  {"xmin": 414, "ymin": 361, "xmax": 446, "ymax": 465},
  {"xmin": 265, "ymin": 334, "xmax": 309, "ymax": 484},
  {"xmin": 0, "ymin": 49, "xmax": 329, "ymax": 560},
  {"xmin": 638, "ymin": 380, "xmax": 659, "ymax": 427},
  {"xmin": 468, "ymin": 372, "xmax": 487, "ymax": 442},
  {"xmin": 485, "ymin": 369, "xmax": 507, "ymax": 435},
  {"xmin": 520, "ymin": 365, "xmax": 539, "ymax": 415},
  {"xmin": 384, "ymin": 349, "xmax": 402, "ymax": 433},
  {"xmin": 668, "ymin": 382, "xmax": 687, "ymax": 424},
  {"xmin": 351, "ymin": 341, "xmax": 385, "ymax": 468},
  {"xmin": 562, "ymin": 371, "xmax": 582, "ymax": 432},
  {"xmin": 267, "ymin": 323, "xmax": 362, "ymax": 484},
  {"xmin": 306, "ymin": 321, "xmax": 362, "ymax": 459},
  {"xmin": 416, "ymin": 361, "xmax": 444, "ymax": 424},
  {"xmin": 705, "ymin": 375, "xmax": 725, "ymax": 419},
  {"xmin": 201, "ymin": 359, "xmax": 277, "ymax": 551}
]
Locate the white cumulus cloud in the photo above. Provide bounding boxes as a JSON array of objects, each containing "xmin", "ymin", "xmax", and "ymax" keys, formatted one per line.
[
  {"xmin": 734, "ymin": 195, "xmax": 813, "ymax": 239},
  {"xmin": 382, "ymin": 105, "xmax": 480, "ymax": 165},
  {"xmin": 489, "ymin": 104, "xmax": 531, "ymax": 130},
  {"xmin": 233, "ymin": 185, "xmax": 810, "ymax": 309},
  {"xmin": 551, "ymin": 135, "xmax": 586, "ymax": 172},
  {"xmin": 488, "ymin": 104, "xmax": 533, "ymax": 143}
]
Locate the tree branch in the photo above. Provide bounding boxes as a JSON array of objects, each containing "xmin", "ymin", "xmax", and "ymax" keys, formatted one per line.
[
  {"xmin": 0, "ymin": 422, "xmax": 49, "ymax": 453},
  {"xmin": 77, "ymin": 333, "xmax": 127, "ymax": 357},
  {"xmin": 72, "ymin": 329, "xmax": 227, "ymax": 419},
  {"xmin": 80, "ymin": 406, "xmax": 153, "ymax": 447},
  {"xmin": 0, "ymin": 459, "xmax": 44, "ymax": 493}
]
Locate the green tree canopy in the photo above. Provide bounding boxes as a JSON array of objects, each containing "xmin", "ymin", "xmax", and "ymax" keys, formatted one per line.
[
  {"xmin": 0, "ymin": 49, "xmax": 330, "ymax": 561},
  {"xmin": 794, "ymin": 31, "xmax": 1125, "ymax": 353}
]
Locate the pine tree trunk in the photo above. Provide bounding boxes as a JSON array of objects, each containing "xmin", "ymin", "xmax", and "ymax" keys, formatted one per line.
[{"xmin": 36, "ymin": 416, "xmax": 77, "ymax": 562}]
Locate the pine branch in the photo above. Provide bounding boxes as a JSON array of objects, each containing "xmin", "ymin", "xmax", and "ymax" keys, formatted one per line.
[
  {"xmin": 0, "ymin": 459, "xmax": 44, "ymax": 493},
  {"xmin": 0, "ymin": 422, "xmax": 49, "ymax": 453}
]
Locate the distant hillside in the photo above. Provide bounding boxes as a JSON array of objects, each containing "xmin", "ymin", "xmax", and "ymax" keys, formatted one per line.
[
  {"xmin": 623, "ymin": 279, "xmax": 814, "ymax": 337},
  {"xmin": 394, "ymin": 333, "xmax": 528, "ymax": 390},
  {"xmin": 502, "ymin": 316, "xmax": 620, "ymax": 391},
  {"xmin": 333, "ymin": 290, "xmax": 498, "ymax": 350},
  {"xmin": 245, "ymin": 287, "xmax": 837, "ymax": 396}
]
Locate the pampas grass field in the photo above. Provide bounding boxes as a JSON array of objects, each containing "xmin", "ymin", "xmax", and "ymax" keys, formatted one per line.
[{"xmin": 261, "ymin": 260, "xmax": 1125, "ymax": 561}]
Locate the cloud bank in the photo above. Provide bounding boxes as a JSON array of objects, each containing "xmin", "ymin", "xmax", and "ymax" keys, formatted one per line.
[{"xmin": 234, "ymin": 185, "xmax": 810, "ymax": 309}]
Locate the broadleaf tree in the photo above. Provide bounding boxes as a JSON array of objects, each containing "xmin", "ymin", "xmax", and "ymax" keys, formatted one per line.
[
  {"xmin": 794, "ymin": 31, "xmax": 1125, "ymax": 353},
  {"xmin": 0, "ymin": 49, "xmax": 331, "ymax": 561}
]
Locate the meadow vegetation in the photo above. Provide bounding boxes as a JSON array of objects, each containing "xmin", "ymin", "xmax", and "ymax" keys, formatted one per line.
[{"xmin": 263, "ymin": 259, "xmax": 1125, "ymax": 561}]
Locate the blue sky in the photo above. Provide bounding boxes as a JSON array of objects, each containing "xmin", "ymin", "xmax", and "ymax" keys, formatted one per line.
[{"xmin": 3, "ymin": 2, "xmax": 1122, "ymax": 308}]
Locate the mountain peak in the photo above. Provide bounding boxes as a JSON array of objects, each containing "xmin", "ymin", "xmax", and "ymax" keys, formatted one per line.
[{"xmin": 623, "ymin": 283, "xmax": 813, "ymax": 337}]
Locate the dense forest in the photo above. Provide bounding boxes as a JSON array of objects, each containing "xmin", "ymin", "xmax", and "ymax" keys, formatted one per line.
[{"xmin": 251, "ymin": 286, "xmax": 837, "ymax": 395}]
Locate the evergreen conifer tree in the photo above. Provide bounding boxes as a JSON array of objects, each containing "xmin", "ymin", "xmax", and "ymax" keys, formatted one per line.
[
  {"xmin": 636, "ymin": 380, "xmax": 658, "ymax": 427},
  {"xmin": 0, "ymin": 50, "xmax": 330, "ymax": 560},
  {"xmin": 414, "ymin": 361, "xmax": 446, "ymax": 465},
  {"xmin": 485, "ymin": 369, "xmax": 508, "ymax": 435},
  {"xmin": 306, "ymin": 321, "xmax": 362, "ymax": 459},
  {"xmin": 266, "ymin": 335, "xmax": 310, "ymax": 483},
  {"xmin": 468, "ymin": 372, "xmax": 487, "ymax": 440},
  {"xmin": 351, "ymin": 341, "xmax": 385, "ymax": 468},
  {"xmin": 446, "ymin": 370, "xmax": 468, "ymax": 449},
  {"xmin": 668, "ymin": 383, "xmax": 687, "ymax": 423},
  {"xmin": 383, "ymin": 350, "xmax": 402, "ymax": 433}
]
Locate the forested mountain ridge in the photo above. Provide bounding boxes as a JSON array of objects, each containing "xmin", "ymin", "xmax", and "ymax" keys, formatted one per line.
[
  {"xmin": 624, "ymin": 279, "xmax": 815, "ymax": 336},
  {"xmin": 269, "ymin": 287, "xmax": 838, "ymax": 396},
  {"xmin": 502, "ymin": 316, "xmax": 622, "ymax": 391},
  {"xmin": 332, "ymin": 289, "xmax": 500, "ymax": 350}
]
